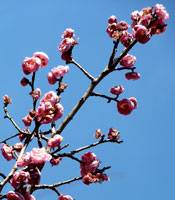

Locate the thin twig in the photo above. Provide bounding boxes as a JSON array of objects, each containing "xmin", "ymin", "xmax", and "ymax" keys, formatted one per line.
[
  {"xmin": 3, "ymin": 107, "xmax": 26, "ymax": 134},
  {"xmin": 34, "ymin": 176, "xmax": 82, "ymax": 192},
  {"xmin": 70, "ymin": 59, "xmax": 95, "ymax": 81},
  {"xmin": 108, "ymin": 39, "xmax": 120, "ymax": 67},
  {"xmin": 91, "ymin": 92, "xmax": 119, "ymax": 103},
  {"xmin": 0, "ymin": 133, "xmax": 20, "ymax": 144}
]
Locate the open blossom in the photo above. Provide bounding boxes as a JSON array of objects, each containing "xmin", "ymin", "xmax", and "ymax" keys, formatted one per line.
[
  {"xmin": 58, "ymin": 28, "xmax": 78, "ymax": 61},
  {"xmin": 36, "ymin": 91, "xmax": 64, "ymax": 124},
  {"xmin": 6, "ymin": 191, "xmax": 25, "ymax": 200},
  {"xmin": 1, "ymin": 144, "xmax": 14, "ymax": 161},
  {"xmin": 47, "ymin": 134, "xmax": 63, "ymax": 148},
  {"xmin": 11, "ymin": 170, "xmax": 30, "ymax": 189},
  {"xmin": 120, "ymin": 54, "xmax": 136, "ymax": 67},
  {"xmin": 110, "ymin": 85, "xmax": 124, "ymax": 95},
  {"xmin": 17, "ymin": 148, "xmax": 51, "ymax": 167},
  {"xmin": 47, "ymin": 65, "xmax": 69, "ymax": 85},
  {"xmin": 125, "ymin": 72, "xmax": 140, "ymax": 80},
  {"xmin": 59, "ymin": 195, "xmax": 73, "ymax": 200},
  {"xmin": 154, "ymin": 4, "xmax": 169, "ymax": 21},
  {"xmin": 22, "ymin": 56, "xmax": 41, "ymax": 75},
  {"xmin": 33, "ymin": 52, "xmax": 49, "ymax": 67},
  {"xmin": 117, "ymin": 97, "xmax": 137, "ymax": 115}
]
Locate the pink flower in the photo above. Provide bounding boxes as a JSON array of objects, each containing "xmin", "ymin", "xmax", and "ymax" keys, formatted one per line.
[
  {"xmin": 108, "ymin": 15, "xmax": 117, "ymax": 24},
  {"xmin": 22, "ymin": 56, "xmax": 41, "ymax": 75},
  {"xmin": 30, "ymin": 147, "xmax": 52, "ymax": 165},
  {"xmin": 134, "ymin": 25, "xmax": 151, "ymax": 44},
  {"xmin": 13, "ymin": 143, "xmax": 23, "ymax": 152},
  {"xmin": 154, "ymin": 4, "xmax": 169, "ymax": 21},
  {"xmin": 30, "ymin": 88, "xmax": 41, "ymax": 100},
  {"xmin": 11, "ymin": 170, "xmax": 30, "ymax": 189},
  {"xmin": 17, "ymin": 148, "xmax": 51, "ymax": 167},
  {"xmin": 1, "ymin": 144, "xmax": 14, "ymax": 161},
  {"xmin": 125, "ymin": 72, "xmax": 141, "ymax": 80},
  {"xmin": 58, "ymin": 28, "xmax": 78, "ymax": 61},
  {"xmin": 59, "ymin": 195, "xmax": 73, "ymax": 200},
  {"xmin": 62, "ymin": 28, "xmax": 74, "ymax": 38},
  {"xmin": 20, "ymin": 77, "xmax": 29, "ymax": 87},
  {"xmin": 120, "ymin": 31, "xmax": 134, "ymax": 47},
  {"xmin": 108, "ymin": 128, "xmax": 120, "ymax": 141},
  {"xmin": 110, "ymin": 85, "xmax": 124, "ymax": 95},
  {"xmin": 33, "ymin": 52, "xmax": 49, "ymax": 67},
  {"xmin": 47, "ymin": 66, "xmax": 69, "ymax": 85},
  {"xmin": 95, "ymin": 129, "xmax": 102, "ymax": 139},
  {"xmin": 22, "ymin": 114, "xmax": 33, "ymax": 127},
  {"xmin": 50, "ymin": 157, "xmax": 62, "ymax": 166},
  {"xmin": 120, "ymin": 54, "xmax": 136, "ymax": 67},
  {"xmin": 6, "ymin": 191, "xmax": 25, "ymax": 200},
  {"xmin": 3, "ymin": 95, "xmax": 12, "ymax": 105},
  {"xmin": 36, "ymin": 91, "xmax": 63, "ymax": 124},
  {"xmin": 117, "ymin": 98, "xmax": 137, "ymax": 115},
  {"xmin": 129, "ymin": 97, "xmax": 138, "ymax": 109},
  {"xmin": 48, "ymin": 134, "xmax": 63, "ymax": 148}
]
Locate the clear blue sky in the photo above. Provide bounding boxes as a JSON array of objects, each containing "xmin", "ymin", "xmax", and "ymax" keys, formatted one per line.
[{"xmin": 0, "ymin": 0, "xmax": 174, "ymax": 199}]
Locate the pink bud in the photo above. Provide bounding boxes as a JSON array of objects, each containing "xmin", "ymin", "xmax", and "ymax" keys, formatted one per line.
[
  {"xmin": 30, "ymin": 88, "xmax": 41, "ymax": 100},
  {"xmin": 95, "ymin": 129, "xmax": 102, "ymax": 139},
  {"xmin": 134, "ymin": 25, "xmax": 151, "ymax": 44},
  {"xmin": 59, "ymin": 195, "xmax": 73, "ymax": 200},
  {"xmin": 48, "ymin": 135, "xmax": 63, "ymax": 148},
  {"xmin": 47, "ymin": 72, "xmax": 57, "ymax": 85},
  {"xmin": 50, "ymin": 157, "xmax": 62, "ymax": 166},
  {"xmin": 108, "ymin": 128, "xmax": 120, "ymax": 140},
  {"xmin": 22, "ymin": 114, "xmax": 33, "ymax": 127},
  {"xmin": 108, "ymin": 15, "xmax": 117, "ymax": 24},
  {"xmin": 117, "ymin": 98, "xmax": 135, "ymax": 115},
  {"xmin": 1, "ymin": 144, "xmax": 14, "ymax": 161},
  {"xmin": 3, "ymin": 95, "xmax": 12, "ymax": 105},
  {"xmin": 62, "ymin": 28, "xmax": 74, "ymax": 38},
  {"xmin": 22, "ymin": 57, "xmax": 41, "ymax": 75},
  {"xmin": 6, "ymin": 191, "xmax": 25, "ymax": 200},
  {"xmin": 129, "ymin": 97, "xmax": 138, "ymax": 109},
  {"xmin": 13, "ymin": 143, "xmax": 23, "ymax": 152},
  {"xmin": 33, "ymin": 52, "xmax": 49, "ymax": 67},
  {"xmin": 20, "ymin": 77, "xmax": 29, "ymax": 87},
  {"xmin": 125, "ymin": 72, "xmax": 141, "ymax": 80},
  {"xmin": 110, "ymin": 85, "xmax": 124, "ymax": 95},
  {"xmin": 120, "ymin": 54, "xmax": 136, "ymax": 67}
]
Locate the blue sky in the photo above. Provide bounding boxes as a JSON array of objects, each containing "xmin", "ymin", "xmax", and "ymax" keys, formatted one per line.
[{"xmin": 0, "ymin": 0, "xmax": 174, "ymax": 200}]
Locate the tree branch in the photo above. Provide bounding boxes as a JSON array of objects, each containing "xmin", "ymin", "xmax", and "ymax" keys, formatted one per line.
[
  {"xmin": 91, "ymin": 92, "xmax": 119, "ymax": 103},
  {"xmin": 70, "ymin": 59, "xmax": 95, "ymax": 81}
]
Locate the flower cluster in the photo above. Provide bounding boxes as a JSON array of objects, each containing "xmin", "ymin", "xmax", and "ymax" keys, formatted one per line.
[
  {"xmin": 58, "ymin": 28, "xmax": 78, "ymax": 61},
  {"xmin": 107, "ymin": 4, "xmax": 169, "ymax": 45},
  {"xmin": 35, "ymin": 91, "xmax": 64, "ymax": 124},
  {"xmin": 22, "ymin": 52, "xmax": 49, "ymax": 75},
  {"xmin": 48, "ymin": 65, "xmax": 69, "ymax": 85},
  {"xmin": 17, "ymin": 147, "xmax": 51, "ymax": 167},
  {"xmin": 80, "ymin": 152, "xmax": 108, "ymax": 185}
]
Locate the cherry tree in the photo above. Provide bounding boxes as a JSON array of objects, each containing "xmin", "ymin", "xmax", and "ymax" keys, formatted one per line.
[{"xmin": 0, "ymin": 3, "xmax": 169, "ymax": 200}]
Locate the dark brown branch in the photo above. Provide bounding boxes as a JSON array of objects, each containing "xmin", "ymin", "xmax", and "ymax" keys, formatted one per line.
[
  {"xmin": 108, "ymin": 39, "xmax": 120, "ymax": 67},
  {"xmin": 70, "ymin": 59, "xmax": 95, "ymax": 81},
  {"xmin": 112, "ymin": 40, "xmax": 137, "ymax": 68},
  {"xmin": 91, "ymin": 92, "xmax": 119, "ymax": 103},
  {"xmin": 0, "ymin": 133, "xmax": 19, "ymax": 144}
]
